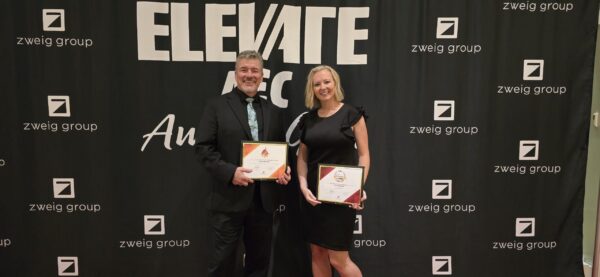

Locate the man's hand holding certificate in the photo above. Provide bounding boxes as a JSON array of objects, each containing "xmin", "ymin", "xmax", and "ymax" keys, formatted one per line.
[
  {"xmin": 241, "ymin": 142, "xmax": 288, "ymax": 180},
  {"xmin": 317, "ymin": 164, "xmax": 364, "ymax": 205}
]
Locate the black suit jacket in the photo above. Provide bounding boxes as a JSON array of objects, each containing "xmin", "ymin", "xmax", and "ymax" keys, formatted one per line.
[{"xmin": 195, "ymin": 89, "xmax": 285, "ymax": 213}]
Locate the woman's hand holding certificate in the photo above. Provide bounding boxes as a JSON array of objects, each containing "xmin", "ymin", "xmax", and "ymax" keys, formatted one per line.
[{"xmin": 317, "ymin": 164, "xmax": 364, "ymax": 205}]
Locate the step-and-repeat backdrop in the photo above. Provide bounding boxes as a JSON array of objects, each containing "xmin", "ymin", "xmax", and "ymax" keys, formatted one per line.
[{"xmin": 1, "ymin": 0, "xmax": 598, "ymax": 276}]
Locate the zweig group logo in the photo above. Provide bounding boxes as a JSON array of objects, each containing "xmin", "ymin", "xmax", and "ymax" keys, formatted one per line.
[
  {"xmin": 144, "ymin": 215, "xmax": 166, "ymax": 235},
  {"xmin": 48, "ymin": 96, "xmax": 71, "ymax": 117},
  {"xmin": 523, "ymin": 59, "xmax": 544, "ymax": 81},
  {"xmin": 353, "ymin": 214, "xmax": 363, "ymax": 235},
  {"xmin": 433, "ymin": 100, "xmax": 454, "ymax": 121},
  {"xmin": 518, "ymin": 140, "xmax": 539, "ymax": 161},
  {"xmin": 16, "ymin": 9, "xmax": 94, "ymax": 48},
  {"xmin": 53, "ymin": 178, "xmax": 75, "ymax": 198},
  {"xmin": 501, "ymin": 1, "xmax": 574, "ymax": 13},
  {"xmin": 432, "ymin": 256, "xmax": 452, "ymax": 275},
  {"xmin": 436, "ymin": 18, "xmax": 458, "ymax": 39},
  {"xmin": 57, "ymin": 256, "xmax": 79, "ymax": 276},
  {"xmin": 515, "ymin": 217, "xmax": 535, "ymax": 237},
  {"xmin": 22, "ymin": 95, "xmax": 99, "ymax": 134},
  {"xmin": 432, "ymin": 179, "xmax": 452, "ymax": 200},
  {"xmin": 119, "ymin": 215, "xmax": 191, "ymax": 250},
  {"xmin": 43, "ymin": 9, "xmax": 65, "ymax": 32},
  {"xmin": 408, "ymin": 179, "xmax": 476, "ymax": 215},
  {"xmin": 352, "ymin": 214, "xmax": 387, "ymax": 249},
  {"xmin": 492, "ymin": 217, "xmax": 557, "ymax": 251},
  {"xmin": 28, "ymin": 178, "xmax": 102, "ymax": 214},
  {"xmin": 409, "ymin": 100, "xmax": 479, "ymax": 136},
  {"xmin": 411, "ymin": 17, "xmax": 482, "ymax": 55},
  {"xmin": 496, "ymin": 59, "xmax": 567, "ymax": 97},
  {"xmin": 493, "ymin": 140, "xmax": 562, "ymax": 175}
]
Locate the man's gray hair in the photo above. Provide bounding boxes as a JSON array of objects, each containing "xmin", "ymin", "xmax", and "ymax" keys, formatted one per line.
[{"xmin": 236, "ymin": 50, "xmax": 264, "ymax": 69}]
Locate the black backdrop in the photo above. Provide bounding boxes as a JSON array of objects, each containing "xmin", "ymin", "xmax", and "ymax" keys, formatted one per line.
[{"xmin": 1, "ymin": 0, "xmax": 598, "ymax": 276}]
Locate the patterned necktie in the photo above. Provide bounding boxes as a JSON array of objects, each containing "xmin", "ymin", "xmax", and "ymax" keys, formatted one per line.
[{"xmin": 246, "ymin": 98, "xmax": 259, "ymax": 141}]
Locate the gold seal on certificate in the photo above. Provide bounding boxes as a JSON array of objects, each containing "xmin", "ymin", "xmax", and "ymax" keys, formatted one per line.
[
  {"xmin": 241, "ymin": 141, "xmax": 288, "ymax": 180},
  {"xmin": 317, "ymin": 164, "xmax": 364, "ymax": 205}
]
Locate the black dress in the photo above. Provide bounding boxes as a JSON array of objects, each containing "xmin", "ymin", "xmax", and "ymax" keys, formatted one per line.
[{"xmin": 299, "ymin": 104, "xmax": 366, "ymax": 251}]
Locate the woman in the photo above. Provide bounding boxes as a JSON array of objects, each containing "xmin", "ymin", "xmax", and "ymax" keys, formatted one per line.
[{"xmin": 297, "ymin": 65, "xmax": 370, "ymax": 277}]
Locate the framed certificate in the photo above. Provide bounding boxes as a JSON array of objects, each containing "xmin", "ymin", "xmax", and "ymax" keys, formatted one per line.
[
  {"xmin": 241, "ymin": 141, "xmax": 288, "ymax": 180},
  {"xmin": 317, "ymin": 164, "xmax": 364, "ymax": 205}
]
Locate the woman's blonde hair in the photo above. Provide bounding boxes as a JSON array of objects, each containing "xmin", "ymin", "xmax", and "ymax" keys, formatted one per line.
[{"xmin": 304, "ymin": 65, "xmax": 344, "ymax": 109}]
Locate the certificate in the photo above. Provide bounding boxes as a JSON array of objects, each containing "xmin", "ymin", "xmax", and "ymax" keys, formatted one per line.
[
  {"xmin": 241, "ymin": 141, "xmax": 288, "ymax": 180},
  {"xmin": 317, "ymin": 164, "xmax": 364, "ymax": 205}
]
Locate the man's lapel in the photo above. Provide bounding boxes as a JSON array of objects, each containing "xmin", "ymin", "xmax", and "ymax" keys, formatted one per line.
[
  {"xmin": 225, "ymin": 92, "xmax": 252, "ymax": 140},
  {"xmin": 260, "ymin": 96, "xmax": 271, "ymax": 140}
]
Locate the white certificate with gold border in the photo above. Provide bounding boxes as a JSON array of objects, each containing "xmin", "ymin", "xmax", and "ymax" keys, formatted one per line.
[
  {"xmin": 317, "ymin": 164, "xmax": 364, "ymax": 205},
  {"xmin": 241, "ymin": 141, "xmax": 288, "ymax": 180}
]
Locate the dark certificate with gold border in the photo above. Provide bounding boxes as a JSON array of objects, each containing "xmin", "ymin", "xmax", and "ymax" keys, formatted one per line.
[
  {"xmin": 241, "ymin": 141, "xmax": 288, "ymax": 180},
  {"xmin": 317, "ymin": 164, "xmax": 364, "ymax": 205}
]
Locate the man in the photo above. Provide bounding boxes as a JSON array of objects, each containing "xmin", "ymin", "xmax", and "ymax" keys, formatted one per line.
[{"xmin": 195, "ymin": 50, "xmax": 291, "ymax": 277}]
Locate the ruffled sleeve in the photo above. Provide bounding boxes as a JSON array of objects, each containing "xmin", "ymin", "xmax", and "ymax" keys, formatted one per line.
[{"xmin": 341, "ymin": 105, "xmax": 368, "ymax": 140}]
